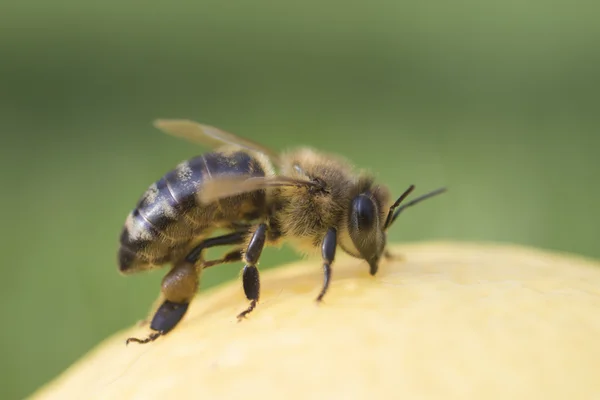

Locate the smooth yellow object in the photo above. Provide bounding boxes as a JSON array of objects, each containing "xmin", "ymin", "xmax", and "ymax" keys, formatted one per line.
[{"xmin": 32, "ymin": 242, "xmax": 600, "ymax": 399}]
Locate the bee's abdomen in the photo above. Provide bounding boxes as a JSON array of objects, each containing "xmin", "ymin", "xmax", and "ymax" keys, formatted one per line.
[{"xmin": 118, "ymin": 151, "xmax": 267, "ymax": 273}]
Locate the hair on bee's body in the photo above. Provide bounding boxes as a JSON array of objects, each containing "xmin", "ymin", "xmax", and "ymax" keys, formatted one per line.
[
  {"xmin": 121, "ymin": 119, "xmax": 446, "ymax": 345},
  {"xmin": 265, "ymin": 148, "xmax": 388, "ymax": 256}
]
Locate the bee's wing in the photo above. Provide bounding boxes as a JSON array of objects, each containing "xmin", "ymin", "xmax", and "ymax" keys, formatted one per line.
[
  {"xmin": 198, "ymin": 175, "xmax": 317, "ymax": 204},
  {"xmin": 153, "ymin": 119, "xmax": 280, "ymax": 163}
]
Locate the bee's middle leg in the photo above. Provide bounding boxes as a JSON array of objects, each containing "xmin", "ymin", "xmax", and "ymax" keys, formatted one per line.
[
  {"xmin": 186, "ymin": 231, "xmax": 247, "ymax": 265},
  {"xmin": 317, "ymin": 227, "xmax": 337, "ymax": 302},
  {"xmin": 237, "ymin": 223, "xmax": 268, "ymax": 321},
  {"xmin": 203, "ymin": 248, "xmax": 243, "ymax": 268}
]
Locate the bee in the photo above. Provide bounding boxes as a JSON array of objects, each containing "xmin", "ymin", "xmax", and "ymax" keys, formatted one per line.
[{"xmin": 120, "ymin": 119, "xmax": 446, "ymax": 344}]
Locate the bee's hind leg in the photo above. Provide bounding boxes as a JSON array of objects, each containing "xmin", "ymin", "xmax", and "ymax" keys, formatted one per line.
[
  {"xmin": 126, "ymin": 331, "xmax": 162, "ymax": 345},
  {"xmin": 126, "ymin": 263, "xmax": 195, "ymax": 346},
  {"xmin": 126, "ymin": 232, "xmax": 247, "ymax": 346},
  {"xmin": 126, "ymin": 299, "xmax": 189, "ymax": 345},
  {"xmin": 136, "ymin": 293, "xmax": 167, "ymax": 327}
]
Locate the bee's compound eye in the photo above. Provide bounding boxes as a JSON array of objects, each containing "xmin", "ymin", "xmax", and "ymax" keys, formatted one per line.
[
  {"xmin": 352, "ymin": 194, "xmax": 376, "ymax": 231},
  {"xmin": 149, "ymin": 300, "xmax": 190, "ymax": 333}
]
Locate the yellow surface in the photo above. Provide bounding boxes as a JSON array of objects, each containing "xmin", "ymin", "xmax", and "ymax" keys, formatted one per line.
[{"xmin": 32, "ymin": 242, "xmax": 600, "ymax": 399}]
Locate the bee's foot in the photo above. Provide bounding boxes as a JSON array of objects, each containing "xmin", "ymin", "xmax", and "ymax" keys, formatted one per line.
[
  {"xmin": 125, "ymin": 331, "xmax": 162, "ymax": 345},
  {"xmin": 236, "ymin": 300, "xmax": 257, "ymax": 322}
]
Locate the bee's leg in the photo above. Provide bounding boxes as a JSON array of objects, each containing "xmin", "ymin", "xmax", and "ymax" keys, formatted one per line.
[
  {"xmin": 126, "ymin": 262, "xmax": 196, "ymax": 345},
  {"xmin": 126, "ymin": 331, "xmax": 162, "ymax": 345},
  {"xmin": 137, "ymin": 293, "xmax": 167, "ymax": 327},
  {"xmin": 126, "ymin": 233, "xmax": 246, "ymax": 345},
  {"xmin": 237, "ymin": 223, "xmax": 268, "ymax": 320},
  {"xmin": 185, "ymin": 231, "xmax": 247, "ymax": 265},
  {"xmin": 126, "ymin": 300, "xmax": 189, "ymax": 345},
  {"xmin": 316, "ymin": 227, "xmax": 337, "ymax": 302},
  {"xmin": 203, "ymin": 248, "xmax": 243, "ymax": 269}
]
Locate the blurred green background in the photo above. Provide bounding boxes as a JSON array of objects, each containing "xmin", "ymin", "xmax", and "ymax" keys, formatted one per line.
[{"xmin": 1, "ymin": 0, "xmax": 599, "ymax": 398}]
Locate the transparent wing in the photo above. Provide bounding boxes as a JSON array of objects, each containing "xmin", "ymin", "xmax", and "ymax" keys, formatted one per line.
[
  {"xmin": 153, "ymin": 119, "xmax": 280, "ymax": 163},
  {"xmin": 198, "ymin": 175, "xmax": 317, "ymax": 204}
]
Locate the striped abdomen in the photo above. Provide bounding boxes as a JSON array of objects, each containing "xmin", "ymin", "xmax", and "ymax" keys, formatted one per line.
[{"xmin": 118, "ymin": 150, "xmax": 269, "ymax": 274}]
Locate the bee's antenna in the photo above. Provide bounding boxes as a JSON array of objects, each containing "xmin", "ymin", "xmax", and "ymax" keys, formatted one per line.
[
  {"xmin": 384, "ymin": 186, "xmax": 447, "ymax": 230},
  {"xmin": 383, "ymin": 185, "xmax": 415, "ymax": 229}
]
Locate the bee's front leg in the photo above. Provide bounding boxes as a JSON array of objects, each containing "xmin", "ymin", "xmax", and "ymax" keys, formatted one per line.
[{"xmin": 316, "ymin": 227, "xmax": 337, "ymax": 302}]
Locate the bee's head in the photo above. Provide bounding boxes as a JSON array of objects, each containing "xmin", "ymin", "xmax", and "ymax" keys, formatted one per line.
[
  {"xmin": 348, "ymin": 180, "xmax": 446, "ymax": 275},
  {"xmin": 346, "ymin": 178, "xmax": 390, "ymax": 275},
  {"xmin": 348, "ymin": 191, "xmax": 387, "ymax": 275}
]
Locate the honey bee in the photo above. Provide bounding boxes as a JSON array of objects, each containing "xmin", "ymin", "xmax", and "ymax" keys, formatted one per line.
[{"xmin": 120, "ymin": 119, "xmax": 446, "ymax": 344}]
